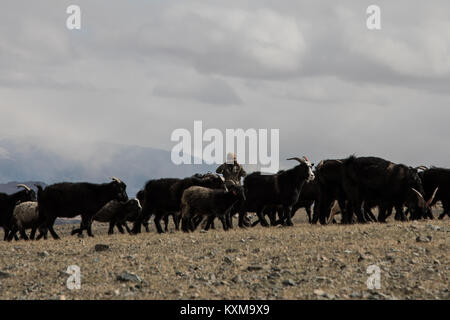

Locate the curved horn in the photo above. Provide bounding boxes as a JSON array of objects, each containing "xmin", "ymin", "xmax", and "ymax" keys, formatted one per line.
[
  {"xmin": 16, "ymin": 184, "xmax": 31, "ymax": 191},
  {"xmin": 426, "ymin": 187, "xmax": 438, "ymax": 207},
  {"xmin": 411, "ymin": 188, "xmax": 425, "ymax": 201},
  {"xmin": 134, "ymin": 198, "xmax": 142, "ymax": 210},
  {"xmin": 415, "ymin": 166, "xmax": 428, "ymax": 171},
  {"xmin": 287, "ymin": 157, "xmax": 304, "ymax": 163},
  {"xmin": 110, "ymin": 176, "xmax": 122, "ymax": 183},
  {"xmin": 316, "ymin": 160, "xmax": 324, "ymax": 169}
]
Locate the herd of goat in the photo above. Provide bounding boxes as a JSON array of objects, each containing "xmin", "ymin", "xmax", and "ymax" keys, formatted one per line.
[{"xmin": 0, "ymin": 155, "xmax": 449, "ymax": 241}]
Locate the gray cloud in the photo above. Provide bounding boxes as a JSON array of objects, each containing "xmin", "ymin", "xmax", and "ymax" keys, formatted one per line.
[
  {"xmin": 1, "ymin": 0, "xmax": 450, "ymax": 171},
  {"xmin": 153, "ymin": 76, "xmax": 242, "ymax": 106}
]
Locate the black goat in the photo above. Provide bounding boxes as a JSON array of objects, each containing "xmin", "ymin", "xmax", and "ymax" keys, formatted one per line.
[
  {"xmin": 132, "ymin": 173, "xmax": 226, "ymax": 234},
  {"xmin": 35, "ymin": 177, "xmax": 128, "ymax": 239},
  {"xmin": 240, "ymin": 156, "xmax": 314, "ymax": 227},
  {"xmin": 419, "ymin": 166, "xmax": 450, "ymax": 220},
  {"xmin": 137, "ymin": 188, "xmax": 178, "ymax": 233},
  {"xmin": 91, "ymin": 199, "xmax": 141, "ymax": 234},
  {"xmin": 342, "ymin": 156, "xmax": 437, "ymax": 223},
  {"xmin": 252, "ymin": 178, "xmax": 319, "ymax": 226},
  {"xmin": 181, "ymin": 184, "xmax": 245, "ymax": 232},
  {"xmin": 0, "ymin": 184, "xmax": 36, "ymax": 240},
  {"xmin": 313, "ymin": 159, "xmax": 350, "ymax": 225}
]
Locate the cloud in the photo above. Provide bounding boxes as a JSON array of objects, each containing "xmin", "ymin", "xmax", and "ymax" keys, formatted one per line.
[
  {"xmin": 1, "ymin": 0, "xmax": 450, "ymax": 173},
  {"xmin": 0, "ymin": 146, "xmax": 12, "ymax": 160},
  {"xmin": 136, "ymin": 4, "xmax": 307, "ymax": 78},
  {"xmin": 345, "ymin": 17, "xmax": 450, "ymax": 79},
  {"xmin": 153, "ymin": 75, "xmax": 241, "ymax": 105}
]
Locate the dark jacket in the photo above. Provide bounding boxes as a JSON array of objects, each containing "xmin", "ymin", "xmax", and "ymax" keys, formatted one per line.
[{"xmin": 216, "ymin": 162, "xmax": 246, "ymax": 185}]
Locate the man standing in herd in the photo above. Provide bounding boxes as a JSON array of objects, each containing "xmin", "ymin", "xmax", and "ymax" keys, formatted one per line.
[{"xmin": 216, "ymin": 152, "xmax": 247, "ymax": 186}]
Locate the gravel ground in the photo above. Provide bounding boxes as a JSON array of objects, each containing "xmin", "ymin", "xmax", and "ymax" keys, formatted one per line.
[{"xmin": 0, "ymin": 210, "xmax": 448, "ymax": 300}]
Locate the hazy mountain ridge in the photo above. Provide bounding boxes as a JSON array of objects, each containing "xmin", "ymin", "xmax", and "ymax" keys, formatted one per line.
[
  {"xmin": 0, "ymin": 137, "xmax": 215, "ymax": 196},
  {"xmin": 0, "ymin": 181, "xmax": 46, "ymax": 195}
]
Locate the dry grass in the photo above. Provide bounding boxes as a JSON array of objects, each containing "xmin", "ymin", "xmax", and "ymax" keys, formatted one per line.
[{"xmin": 0, "ymin": 210, "xmax": 448, "ymax": 300}]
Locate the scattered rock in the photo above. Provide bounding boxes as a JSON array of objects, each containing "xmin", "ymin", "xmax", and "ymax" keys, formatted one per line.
[
  {"xmin": 116, "ymin": 272, "xmax": 142, "ymax": 283},
  {"xmin": 271, "ymin": 267, "xmax": 281, "ymax": 272},
  {"xmin": 386, "ymin": 254, "xmax": 396, "ymax": 261},
  {"xmin": 124, "ymin": 291, "xmax": 135, "ymax": 297},
  {"xmin": 426, "ymin": 224, "xmax": 441, "ymax": 231},
  {"xmin": 416, "ymin": 235, "xmax": 432, "ymax": 243},
  {"xmin": 0, "ymin": 271, "xmax": 12, "ymax": 279},
  {"xmin": 208, "ymin": 273, "xmax": 217, "ymax": 281},
  {"xmin": 94, "ymin": 244, "xmax": 109, "ymax": 252},
  {"xmin": 231, "ymin": 275, "xmax": 243, "ymax": 283},
  {"xmin": 37, "ymin": 251, "xmax": 49, "ymax": 257},
  {"xmin": 315, "ymin": 276, "xmax": 333, "ymax": 284},
  {"xmin": 350, "ymin": 291, "xmax": 362, "ymax": 298},
  {"xmin": 172, "ymin": 289, "xmax": 183, "ymax": 295},
  {"xmin": 282, "ymin": 279, "xmax": 296, "ymax": 286},
  {"xmin": 267, "ymin": 272, "xmax": 281, "ymax": 280},
  {"xmin": 122, "ymin": 255, "xmax": 137, "ymax": 260},
  {"xmin": 358, "ymin": 254, "xmax": 367, "ymax": 262},
  {"xmin": 226, "ymin": 248, "xmax": 238, "ymax": 253},
  {"xmin": 367, "ymin": 292, "xmax": 396, "ymax": 300},
  {"xmin": 223, "ymin": 256, "xmax": 233, "ymax": 264},
  {"xmin": 175, "ymin": 271, "xmax": 186, "ymax": 277},
  {"xmin": 314, "ymin": 289, "xmax": 326, "ymax": 297},
  {"xmin": 247, "ymin": 265, "xmax": 263, "ymax": 271}
]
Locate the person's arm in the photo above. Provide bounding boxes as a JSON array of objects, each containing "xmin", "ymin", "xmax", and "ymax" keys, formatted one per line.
[
  {"xmin": 216, "ymin": 164, "xmax": 224, "ymax": 174},
  {"xmin": 240, "ymin": 166, "xmax": 246, "ymax": 177}
]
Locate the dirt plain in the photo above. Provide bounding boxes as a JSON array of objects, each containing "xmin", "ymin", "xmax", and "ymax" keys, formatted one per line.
[{"xmin": 0, "ymin": 208, "xmax": 448, "ymax": 300}]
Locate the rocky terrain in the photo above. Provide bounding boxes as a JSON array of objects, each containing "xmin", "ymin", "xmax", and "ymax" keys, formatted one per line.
[{"xmin": 0, "ymin": 210, "xmax": 448, "ymax": 300}]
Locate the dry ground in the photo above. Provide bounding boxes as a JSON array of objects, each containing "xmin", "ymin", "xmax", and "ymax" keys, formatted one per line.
[{"xmin": 0, "ymin": 209, "xmax": 448, "ymax": 300}]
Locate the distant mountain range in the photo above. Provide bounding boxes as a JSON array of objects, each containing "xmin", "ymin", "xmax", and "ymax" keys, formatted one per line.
[
  {"xmin": 0, "ymin": 137, "xmax": 215, "ymax": 196},
  {"xmin": 0, "ymin": 180, "xmax": 46, "ymax": 194}
]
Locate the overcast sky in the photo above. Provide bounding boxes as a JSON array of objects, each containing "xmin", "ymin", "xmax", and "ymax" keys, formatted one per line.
[{"xmin": 1, "ymin": 0, "xmax": 450, "ymax": 169}]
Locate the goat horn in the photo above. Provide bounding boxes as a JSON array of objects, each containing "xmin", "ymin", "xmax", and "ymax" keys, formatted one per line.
[
  {"xmin": 411, "ymin": 188, "xmax": 425, "ymax": 201},
  {"xmin": 287, "ymin": 157, "xmax": 303, "ymax": 163},
  {"xmin": 426, "ymin": 187, "xmax": 438, "ymax": 207},
  {"xmin": 16, "ymin": 184, "xmax": 31, "ymax": 191},
  {"xmin": 110, "ymin": 176, "xmax": 122, "ymax": 183},
  {"xmin": 135, "ymin": 198, "xmax": 142, "ymax": 209},
  {"xmin": 415, "ymin": 166, "xmax": 428, "ymax": 171}
]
